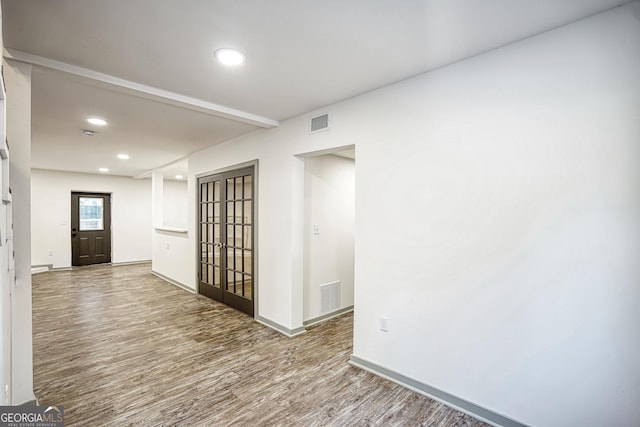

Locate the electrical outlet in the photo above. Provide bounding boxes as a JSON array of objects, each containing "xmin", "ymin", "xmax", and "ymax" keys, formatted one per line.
[
  {"xmin": 166, "ymin": 243, "xmax": 170, "ymax": 250},
  {"xmin": 313, "ymin": 224, "xmax": 320, "ymax": 235},
  {"xmin": 380, "ymin": 316, "xmax": 389, "ymax": 332},
  {"xmin": 48, "ymin": 251, "xmax": 53, "ymax": 256}
]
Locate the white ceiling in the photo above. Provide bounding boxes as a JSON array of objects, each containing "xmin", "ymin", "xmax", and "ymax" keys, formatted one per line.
[{"xmin": 1, "ymin": 0, "xmax": 628, "ymax": 178}]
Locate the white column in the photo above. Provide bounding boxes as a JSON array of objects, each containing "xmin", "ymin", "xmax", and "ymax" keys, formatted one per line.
[
  {"xmin": 151, "ymin": 171, "xmax": 164, "ymax": 228},
  {"xmin": 4, "ymin": 58, "xmax": 35, "ymax": 405}
]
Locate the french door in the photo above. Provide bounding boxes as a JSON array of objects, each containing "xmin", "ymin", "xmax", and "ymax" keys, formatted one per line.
[{"xmin": 198, "ymin": 166, "xmax": 254, "ymax": 316}]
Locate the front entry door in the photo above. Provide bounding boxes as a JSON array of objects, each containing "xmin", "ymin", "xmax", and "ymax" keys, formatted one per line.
[
  {"xmin": 71, "ymin": 192, "xmax": 112, "ymax": 266},
  {"xmin": 198, "ymin": 166, "xmax": 254, "ymax": 316}
]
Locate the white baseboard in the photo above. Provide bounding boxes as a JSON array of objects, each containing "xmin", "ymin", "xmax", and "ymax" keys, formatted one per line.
[
  {"xmin": 151, "ymin": 270, "xmax": 196, "ymax": 294},
  {"xmin": 112, "ymin": 260, "xmax": 152, "ymax": 266},
  {"xmin": 256, "ymin": 316, "xmax": 306, "ymax": 337},
  {"xmin": 31, "ymin": 266, "xmax": 50, "ymax": 275},
  {"xmin": 303, "ymin": 305, "xmax": 353, "ymax": 327},
  {"xmin": 349, "ymin": 355, "xmax": 528, "ymax": 427}
]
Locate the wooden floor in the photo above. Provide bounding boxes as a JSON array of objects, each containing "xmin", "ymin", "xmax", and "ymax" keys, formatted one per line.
[{"xmin": 32, "ymin": 264, "xmax": 489, "ymax": 426}]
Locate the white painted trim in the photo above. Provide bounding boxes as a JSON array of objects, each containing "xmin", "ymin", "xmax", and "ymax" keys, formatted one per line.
[
  {"xmin": 151, "ymin": 270, "xmax": 196, "ymax": 294},
  {"xmin": 349, "ymin": 355, "xmax": 529, "ymax": 427},
  {"xmin": 303, "ymin": 305, "xmax": 353, "ymax": 327},
  {"xmin": 133, "ymin": 156, "xmax": 188, "ymax": 180},
  {"xmin": 294, "ymin": 144, "xmax": 355, "ymax": 159},
  {"xmin": 154, "ymin": 226, "xmax": 188, "ymax": 234},
  {"xmin": 111, "ymin": 260, "xmax": 152, "ymax": 267},
  {"xmin": 3, "ymin": 48, "xmax": 279, "ymax": 129},
  {"xmin": 194, "ymin": 159, "xmax": 260, "ymax": 179},
  {"xmin": 256, "ymin": 316, "xmax": 306, "ymax": 337}
]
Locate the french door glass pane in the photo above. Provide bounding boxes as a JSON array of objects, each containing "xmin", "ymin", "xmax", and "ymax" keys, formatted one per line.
[
  {"xmin": 244, "ymin": 226, "xmax": 252, "ymax": 249},
  {"xmin": 199, "ymin": 169, "xmax": 254, "ymax": 314},
  {"xmin": 213, "ymin": 244, "xmax": 220, "ymax": 266},
  {"xmin": 201, "ymin": 244, "xmax": 208, "ymax": 264},
  {"xmin": 227, "ymin": 178, "xmax": 234, "ymax": 200},
  {"xmin": 214, "ymin": 202, "xmax": 220, "ymax": 223},
  {"xmin": 207, "ymin": 264, "xmax": 214, "ymax": 286},
  {"xmin": 244, "ymin": 176, "xmax": 252, "ymax": 194},
  {"xmin": 226, "ymin": 201, "xmax": 234, "ymax": 223},
  {"xmin": 214, "ymin": 266, "xmax": 221, "ymax": 287},
  {"xmin": 227, "ymin": 224, "xmax": 234, "ymax": 245},
  {"xmin": 244, "ymin": 201, "xmax": 252, "ymax": 223}
]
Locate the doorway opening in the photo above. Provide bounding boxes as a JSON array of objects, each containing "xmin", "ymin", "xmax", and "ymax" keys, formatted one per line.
[
  {"xmin": 71, "ymin": 192, "xmax": 112, "ymax": 266},
  {"xmin": 198, "ymin": 166, "xmax": 255, "ymax": 316},
  {"xmin": 301, "ymin": 147, "xmax": 355, "ymax": 325}
]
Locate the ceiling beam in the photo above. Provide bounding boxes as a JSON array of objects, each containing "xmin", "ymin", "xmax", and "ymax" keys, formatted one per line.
[{"xmin": 3, "ymin": 48, "xmax": 279, "ymax": 128}]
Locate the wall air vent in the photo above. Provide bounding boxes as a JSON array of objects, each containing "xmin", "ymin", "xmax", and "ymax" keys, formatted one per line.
[
  {"xmin": 309, "ymin": 113, "xmax": 329, "ymax": 134},
  {"xmin": 320, "ymin": 280, "xmax": 341, "ymax": 314}
]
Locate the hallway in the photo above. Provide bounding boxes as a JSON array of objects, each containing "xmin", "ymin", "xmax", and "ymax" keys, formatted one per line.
[{"xmin": 32, "ymin": 264, "xmax": 487, "ymax": 426}]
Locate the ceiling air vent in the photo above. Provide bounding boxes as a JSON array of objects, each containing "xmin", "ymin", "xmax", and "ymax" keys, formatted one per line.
[{"xmin": 309, "ymin": 113, "xmax": 329, "ymax": 134}]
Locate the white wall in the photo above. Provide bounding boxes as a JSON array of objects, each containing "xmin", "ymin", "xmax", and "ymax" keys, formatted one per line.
[
  {"xmin": 173, "ymin": 4, "xmax": 640, "ymax": 425},
  {"xmin": 352, "ymin": 6, "xmax": 640, "ymax": 426},
  {"xmin": 303, "ymin": 154, "xmax": 354, "ymax": 321},
  {"xmin": 163, "ymin": 180, "xmax": 188, "ymax": 228},
  {"xmin": 151, "ymin": 227, "xmax": 192, "ymax": 289},
  {"xmin": 0, "ymin": 6, "xmax": 11, "ymax": 404},
  {"xmin": 31, "ymin": 169, "xmax": 152, "ymax": 268},
  {"xmin": 150, "ymin": 173, "xmax": 192, "ymax": 289},
  {"xmin": 4, "ymin": 58, "xmax": 35, "ymax": 405},
  {"xmin": 0, "ymin": 87, "xmax": 8, "ymax": 405}
]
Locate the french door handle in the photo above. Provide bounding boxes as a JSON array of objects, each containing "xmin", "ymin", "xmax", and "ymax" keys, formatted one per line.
[{"xmin": 215, "ymin": 242, "xmax": 227, "ymax": 248}]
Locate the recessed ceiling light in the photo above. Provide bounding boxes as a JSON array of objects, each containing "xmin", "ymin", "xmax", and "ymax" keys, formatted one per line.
[
  {"xmin": 87, "ymin": 117, "xmax": 108, "ymax": 126},
  {"xmin": 98, "ymin": 167, "xmax": 109, "ymax": 173},
  {"xmin": 81, "ymin": 129, "xmax": 96, "ymax": 136},
  {"xmin": 175, "ymin": 175, "xmax": 184, "ymax": 179},
  {"xmin": 214, "ymin": 48, "xmax": 246, "ymax": 66},
  {"xmin": 117, "ymin": 154, "xmax": 130, "ymax": 160}
]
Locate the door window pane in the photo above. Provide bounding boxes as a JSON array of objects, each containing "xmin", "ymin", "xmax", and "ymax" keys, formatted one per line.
[
  {"xmin": 201, "ymin": 244, "xmax": 208, "ymax": 264},
  {"xmin": 227, "ymin": 224, "xmax": 234, "ymax": 246},
  {"xmin": 201, "ymin": 263, "xmax": 207, "ymax": 283},
  {"xmin": 208, "ymin": 264, "xmax": 214, "ymax": 286},
  {"xmin": 79, "ymin": 197, "xmax": 104, "ymax": 231},
  {"xmin": 226, "ymin": 202, "xmax": 234, "ymax": 223},
  {"xmin": 244, "ymin": 226, "xmax": 252, "ymax": 249},
  {"xmin": 244, "ymin": 175, "xmax": 252, "ymax": 199},
  {"xmin": 207, "ymin": 182, "xmax": 214, "ymax": 202},
  {"xmin": 214, "ymin": 202, "xmax": 220, "ymax": 223},
  {"xmin": 243, "ymin": 201, "xmax": 252, "ymax": 224},
  {"xmin": 214, "ymin": 266, "xmax": 221, "ymax": 287},
  {"xmin": 227, "ymin": 178, "xmax": 235, "ymax": 200}
]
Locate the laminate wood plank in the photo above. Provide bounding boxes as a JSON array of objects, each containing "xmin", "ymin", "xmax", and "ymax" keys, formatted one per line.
[{"xmin": 32, "ymin": 264, "xmax": 489, "ymax": 426}]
